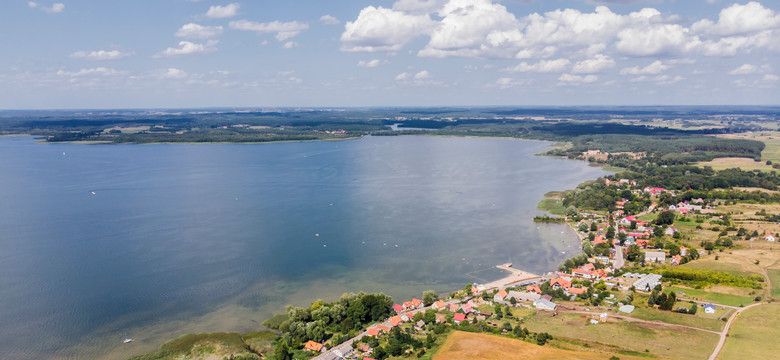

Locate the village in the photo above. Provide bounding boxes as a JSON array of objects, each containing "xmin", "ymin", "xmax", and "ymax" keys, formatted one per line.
[{"xmin": 301, "ymin": 176, "xmax": 778, "ymax": 360}]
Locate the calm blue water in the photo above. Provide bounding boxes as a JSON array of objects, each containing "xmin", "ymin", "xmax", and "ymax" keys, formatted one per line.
[{"xmin": 0, "ymin": 136, "xmax": 608, "ymax": 359}]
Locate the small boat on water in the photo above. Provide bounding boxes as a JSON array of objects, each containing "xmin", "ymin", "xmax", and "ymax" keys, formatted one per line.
[{"xmin": 123, "ymin": 338, "xmax": 134, "ymax": 344}]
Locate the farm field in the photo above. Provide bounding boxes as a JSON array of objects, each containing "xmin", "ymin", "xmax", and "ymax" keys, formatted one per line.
[
  {"xmin": 431, "ymin": 331, "xmax": 647, "ymax": 360},
  {"xmin": 666, "ymin": 286, "xmax": 754, "ymax": 307},
  {"xmin": 696, "ymin": 157, "xmax": 773, "ymax": 172},
  {"xmin": 523, "ymin": 312, "xmax": 719, "ymax": 359},
  {"xmin": 717, "ymin": 303, "xmax": 780, "ymax": 360}
]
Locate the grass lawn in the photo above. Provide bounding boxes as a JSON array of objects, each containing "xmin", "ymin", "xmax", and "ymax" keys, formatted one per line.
[
  {"xmin": 679, "ymin": 260, "xmax": 760, "ymax": 278},
  {"xmin": 627, "ymin": 306, "xmax": 725, "ymax": 332},
  {"xmin": 431, "ymin": 331, "xmax": 647, "ymax": 360},
  {"xmin": 696, "ymin": 157, "xmax": 773, "ymax": 172},
  {"xmin": 718, "ymin": 303, "xmax": 780, "ymax": 360},
  {"xmin": 524, "ymin": 312, "xmax": 719, "ymax": 360},
  {"xmin": 769, "ymin": 269, "xmax": 780, "ymax": 299},
  {"xmin": 665, "ymin": 286, "xmax": 755, "ymax": 307}
]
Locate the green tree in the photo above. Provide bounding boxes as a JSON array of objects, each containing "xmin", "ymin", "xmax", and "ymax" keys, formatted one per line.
[
  {"xmin": 566, "ymin": 205, "xmax": 578, "ymax": 218},
  {"xmin": 656, "ymin": 211, "xmax": 675, "ymax": 225},
  {"xmin": 578, "ymin": 222, "xmax": 589, "ymax": 232},
  {"xmin": 590, "ymin": 222, "xmax": 598, "ymax": 232},
  {"xmin": 626, "ymin": 244, "xmax": 642, "ymax": 261},
  {"xmin": 606, "ymin": 226, "xmax": 615, "ymax": 239},
  {"xmin": 273, "ymin": 339, "xmax": 292, "ymax": 360},
  {"xmin": 422, "ymin": 290, "xmax": 439, "ymax": 306}
]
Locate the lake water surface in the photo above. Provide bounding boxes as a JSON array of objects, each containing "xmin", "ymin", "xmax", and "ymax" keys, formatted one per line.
[{"xmin": 0, "ymin": 136, "xmax": 609, "ymax": 359}]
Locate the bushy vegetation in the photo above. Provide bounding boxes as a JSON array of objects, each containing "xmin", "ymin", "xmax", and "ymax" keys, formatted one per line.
[{"xmin": 656, "ymin": 267, "xmax": 763, "ymax": 289}]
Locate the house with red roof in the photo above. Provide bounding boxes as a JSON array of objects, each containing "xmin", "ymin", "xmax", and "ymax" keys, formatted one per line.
[
  {"xmin": 377, "ymin": 324, "xmax": 391, "ymax": 332},
  {"xmin": 304, "ymin": 340, "xmax": 326, "ymax": 353},
  {"xmin": 526, "ymin": 285, "xmax": 542, "ymax": 294},
  {"xmin": 461, "ymin": 304, "xmax": 474, "ymax": 314},
  {"xmin": 432, "ymin": 300, "xmax": 446, "ymax": 311},
  {"xmin": 453, "ymin": 313, "xmax": 466, "ymax": 324},
  {"xmin": 447, "ymin": 303, "xmax": 459, "ymax": 312},
  {"xmin": 389, "ymin": 316, "xmax": 403, "ymax": 327},
  {"xmin": 411, "ymin": 298, "xmax": 424, "ymax": 308},
  {"xmin": 494, "ymin": 289, "xmax": 508, "ymax": 302},
  {"xmin": 567, "ymin": 287, "xmax": 587, "ymax": 295},
  {"xmin": 550, "ymin": 278, "xmax": 572, "ymax": 290},
  {"xmin": 764, "ymin": 234, "xmax": 776, "ymax": 242},
  {"xmin": 392, "ymin": 304, "xmax": 403, "ymax": 312},
  {"xmin": 366, "ymin": 328, "xmax": 380, "ymax": 337}
]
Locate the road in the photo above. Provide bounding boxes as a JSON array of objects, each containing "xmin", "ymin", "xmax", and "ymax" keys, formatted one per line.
[
  {"xmin": 311, "ymin": 299, "xmax": 462, "ymax": 360},
  {"xmin": 613, "ymin": 245, "xmax": 625, "ymax": 269},
  {"xmin": 707, "ymin": 302, "xmax": 764, "ymax": 360}
]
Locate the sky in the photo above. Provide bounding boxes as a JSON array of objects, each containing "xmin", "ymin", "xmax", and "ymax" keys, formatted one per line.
[{"xmin": 1, "ymin": 0, "xmax": 779, "ymax": 109}]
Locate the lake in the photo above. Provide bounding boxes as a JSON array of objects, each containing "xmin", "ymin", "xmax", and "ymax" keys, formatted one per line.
[{"xmin": 0, "ymin": 135, "xmax": 609, "ymax": 359}]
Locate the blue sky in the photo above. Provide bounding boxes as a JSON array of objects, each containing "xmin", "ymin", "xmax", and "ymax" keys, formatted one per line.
[{"xmin": 1, "ymin": 0, "xmax": 779, "ymax": 109}]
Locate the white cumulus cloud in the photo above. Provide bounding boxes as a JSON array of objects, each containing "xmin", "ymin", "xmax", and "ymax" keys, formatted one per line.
[
  {"xmin": 729, "ymin": 64, "xmax": 758, "ymax": 75},
  {"xmin": 206, "ymin": 3, "xmax": 239, "ymax": 18},
  {"xmin": 692, "ymin": 2, "xmax": 780, "ymax": 37},
  {"xmin": 620, "ymin": 60, "xmax": 669, "ymax": 75},
  {"xmin": 28, "ymin": 1, "xmax": 64, "ymax": 13},
  {"xmin": 558, "ymin": 73, "xmax": 598, "ymax": 84},
  {"xmin": 572, "ymin": 54, "xmax": 615, "ymax": 74},
  {"xmin": 69, "ymin": 50, "xmax": 133, "ymax": 61},
  {"xmin": 341, "ymin": 6, "xmax": 435, "ymax": 52},
  {"xmin": 357, "ymin": 59, "xmax": 383, "ymax": 68},
  {"xmin": 320, "ymin": 15, "xmax": 340, "ymax": 25},
  {"xmin": 175, "ymin": 23, "xmax": 224, "ymax": 39},
  {"xmin": 503, "ymin": 59, "xmax": 570, "ymax": 73},
  {"xmin": 154, "ymin": 40, "xmax": 218, "ymax": 58},
  {"xmin": 229, "ymin": 20, "xmax": 309, "ymax": 41}
]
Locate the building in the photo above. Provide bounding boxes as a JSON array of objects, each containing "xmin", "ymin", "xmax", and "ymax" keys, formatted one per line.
[
  {"xmin": 453, "ymin": 313, "xmax": 466, "ymax": 324},
  {"xmin": 304, "ymin": 341, "xmax": 326, "ymax": 353},
  {"xmin": 533, "ymin": 298, "xmax": 557, "ymax": 311},
  {"xmin": 618, "ymin": 305, "xmax": 635, "ymax": 314},
  {"xmin": 389, "ymin": 316, "xmax": 403, "ymax": 327},
  {"xmin": 645, "ymin": 251, "xmax": 666, "ymax": 263},
  {"xmin": 507, "ymin": 291, "xmax": 541, "ymax": 302},
  {"xmin": 493, "ymin": 289, "xmax": 508, "ymax": 302},
  {"xmin": 633, "ymin": 273, "xmax": 662, "ymax": 291},
  {"xmin": 432, "ymin": 300, "xmax": 446, "ymax": 311},
  {"xmin": 704, "ymin": 304, "xmax": 716, "ymax": 314},
  {"xmin": 415, "ymin": 320, "xmax": 426, "ymax": 330},
  {"xmin": 550, "ymin": 278, "xmax": 572, "ymax": 290},
  {"xmin": 366, "ymin": 328, "xmax": 381, "ymax": 337},
  {"xmin": 765, "ymin": 234, "xmax": 776, "ymax": 242}
]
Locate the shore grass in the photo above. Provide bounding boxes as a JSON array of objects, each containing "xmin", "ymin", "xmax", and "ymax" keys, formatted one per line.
[
  {"xmin": 129, "ymin": 332, "xmax": 257, "ymax": 360},
  {"xmin": 523, "ymin": 312, "xmax": 719, "ymax": 360},
  {"xmin": 718, "ymin": 303, "xmax": 780, "ymax": 360}
]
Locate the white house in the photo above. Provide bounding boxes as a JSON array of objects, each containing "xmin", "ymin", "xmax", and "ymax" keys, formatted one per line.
[
  {"xmin": 533, "ymin": 298, "xmax": 557, "ymax": 311},
  {"xmin": 704, "ymin": 304, "xmax": 716, "ymax": 314},
  {"xmin": 645, "ymin": 251, "xmax": 666, "ymax": 263},
  {"xmin": 764, "ymin": 234, "xmax": 776, "ymax": 242}
]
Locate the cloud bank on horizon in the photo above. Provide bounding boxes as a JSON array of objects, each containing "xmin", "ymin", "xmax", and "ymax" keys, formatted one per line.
[{"xmin": 1, "ymin": 0, "xmax": 778, "ymax": 108}]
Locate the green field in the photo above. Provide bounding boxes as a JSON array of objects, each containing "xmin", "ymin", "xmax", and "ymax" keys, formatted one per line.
[
  {"xmin": 679, "ymin": 260, "xmax": 760, "ymax": 279},
  {"xmin": 537, "ymin": 199, "xmax": 566, "ymax": 215},
  {"xmin": 718, "ymin": 303, "xmax": 780, "ymax": 360},
  {"xmin": 666, "ymin": 286, "xmax": 755, "ymax": 307},
  {"xmin": 769, "ymin": 269, "xmax": 780, "ymax": 299},
  {"xmin": 128, "ymin": 332, "xmax": 259, "ymax": 360},
  {"xmin": 626, "ymin": 306, "xmax": 725, "ymax": 332},
  {"xmin": 524, "ymin": 312, "xmax": 719, "ymax": 360}
]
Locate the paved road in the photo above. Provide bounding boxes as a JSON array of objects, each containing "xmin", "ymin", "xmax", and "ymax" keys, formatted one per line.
[
  {"xmin": 613, "ymin": 245, "xmax": 625, "ymax": 269},
  {"xmin": 311, "ymin": 299, "xmax": 461, "ymax": 360},
  {"xmin": 707, "ymin": 302, "xmax": 764, "ymax": 360}
]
